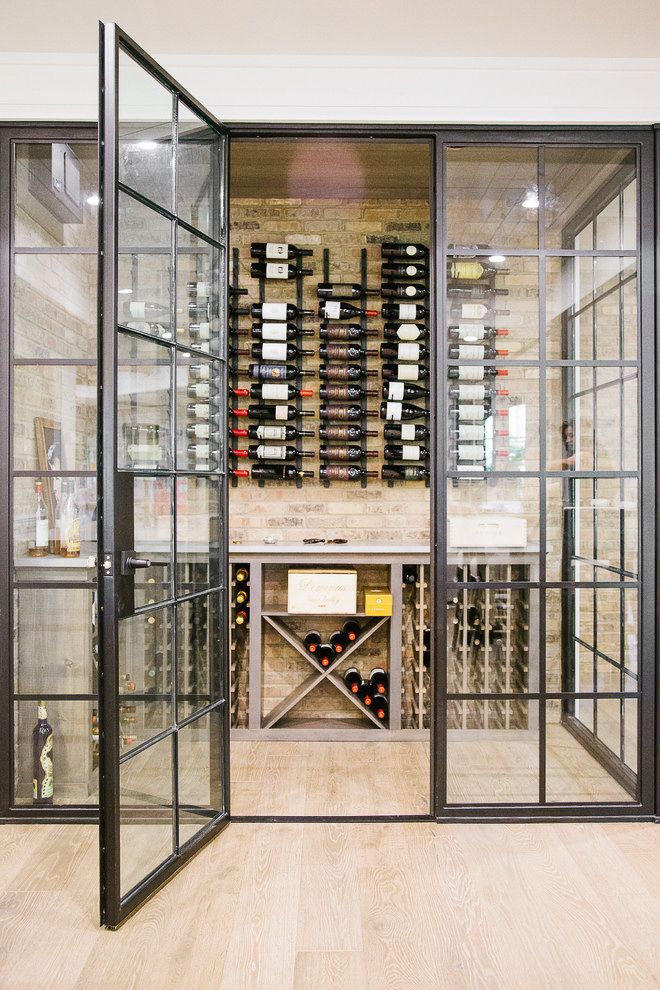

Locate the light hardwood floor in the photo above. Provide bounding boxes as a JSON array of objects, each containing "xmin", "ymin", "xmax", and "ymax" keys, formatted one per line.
[{"xmin": 0, "ymin": 820, "xmax": 659, "ymax": 989}]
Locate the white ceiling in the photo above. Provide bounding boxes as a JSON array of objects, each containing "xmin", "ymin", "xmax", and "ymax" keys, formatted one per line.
[{"xmin": 3, "ymin": 0, "xmax": 660, "ymax": 56}]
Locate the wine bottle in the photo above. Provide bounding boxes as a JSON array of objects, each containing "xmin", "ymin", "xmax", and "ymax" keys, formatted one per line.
[
  {"xmin": 187, "ymin": 382, "xmax": 215, "ymax": 399},
  {"xmin": 317, "ymin": 644, "xmax": 335, "ymax": 669},
  {"xmin": 231, "ymin": 445, "xmax": 313, "ymax": 461},
  {"xmin": 381, "ymin": 464, "xmax": 429, "ymax": 480},
  {"xmin": 30, "ymin": 481, "xmax": 49, "ymax": 557},
  {"xmin": 381, "ymin": 262, "xmax": 428, "ymax": 279},
  {"xmin": 450, "ymin": 424, "xmax": 509, "ymax": 442},
  {"xmin": 231, "ymin": 425, "xmax": 315, "ymax": 441},
  {"xmin": 317, "ymin": 283, "xmax": 379, "ymax": 299},
  {"xmin": 246, "ymin": 363, "xmax": 313, "ymax": 382},
  {"xmin": 235, "ymin": 404, "xmax": 314, "ymax": 421},
  {"xmin": 319, "ymin": 465, "xmax": 378, "ymax": 481},
  {"xmin": 187, "ymin": 423, "xmax": 216, "ymax": 439},
  {"xmin": 447, "ymin": 383, "xmax": 509, "ymax": 400},
  {"xmin": 319, "ymin": 425, "xmax": 378, "ymax": 442},
  {"xmin": 384, "ymin": 443, "xmax": 430, "ymax": 462},
  {"xmin": 319, "ymin": 343, "xmax": 377, "ymax": 361},
  {"xmin": 235, "ymin": 608, "xmax": 249, "ymax": 626},
  {"xmin": 189, "ymin": 322, "xmax": 211, "ymax": 340},
  {"xmin": 235, "ymin": 587, "xmax": 249, "ymax": 605},
  {"xmin": 320, "ymin": 384, "xmax": 377, "ymax": 402},
  {"xmin": 250, "ymin": 242, "xmax": 313, "ymax": 260},
  {"xmin": 187, "ymin": 442, "xmax": 214, "ymax": 462},
  {"xmin": 343, "ymin": 620, "xmax": 361, "ymax": 643},
  {"xmin": 250, "ymin": 262, "xmax": 313, "ymax": 280},
  {"xmin": 447, "ymin": 286, "xmax": 508, "ymax": 299},
  {"xmin": 250, "ymin": 302, "xmax": 313, "ymax": 321},
  {"xmin": 343, "ymin": 667, "xmax": 362, "ymax": 693},
  {"xmin": 448, "ymin": 367, "xmax": 508, "ymax": 382},
  {"xmin": 249, "ymin": 384, "xmax": 314, "ymax": 400},
  {"xmin": 373, "ymin": 695, "xmax": 389, "ymax": 721},
  {"xmin": 32, "ymin": 701, "xmax": 53, "ymax": 806},
  {"xmin": 447, "ymin": 243, "xmax": 491, "ymax": 255},
  {"xmin": 319, "ymin": 323, "xmax": 378, "ymax": 341},
  {"xmin": 235, "ymin": 567, "xmax": 249, "ymax": 583},
  {"xmin": 187, "ymin": 402, "xmax": 218, "ymax": 419},
  {"xmin": 448, "ymin": 344, "xmax": 508, "ymax": 360},
  {"xmin": 329, "ymin": 630, "xmax": 346, "ymax": 654},
  {"xmin": 383, "ymin": 322, "xmax": 429, "ymax": 341},
  {"xmin": 319, "ymin": 445, "xmax": 377, "ymax": 462},
  {"xmin": 380, "ymin": 283, "xmax": 428, "ymax": 300},
  {"xmin": 381, "ymin": 243, "xmax": 428, "ymax": 259},
  {"xmin": 189, "ymin": 363, "xmax": 221, "ymax": 380},
  {"xmin": 251, "ymin": 465, "xmax": 314, "ymax": 480},
  {"xmin": 370, "ymin": 668, "xmax": 388, "ymax": 694},
  {"xmin": 380, "ymin": 401, "xmax": 428, "ymax": 421},
  {"xmin": 123, "ymin": 300, "xmax": 169, "ymax": 322},
  {"xmin": 451, "ymin": 445, "xmax": 509, "ymax": 463},
  {"xmin": 449, "ymin": 403, "xmax": 508, "ymax": 422},
  {"xmin": 250, "ymin": 342, "xmax": 315, "ymax": 361},
  {"xmin": 382, "ymin": 381, "xmax": 429, "ymax": 401},
  {"xmin": 379, "ymin": 342, "xmax": 430, "ymax": 361},
  {"xmin": 381, "ymin": 303, "xmax": 427, "ymax": 321},
  {"xmin": 403, "ymin": 566, "xmax": 418, "ymax": 584},
  {"xmin": 383, "ymin": 423, "xmax": 430, "ymax": 442},
  {"xmin": 359, "ymin": 680, "xmax": 374, "ymax": 707},
  {"xmin": 319, "ymin": 365, "xmax": 377, "ymax": 382},
  {"xmin": 448, "ymin": 325, "xmax": 509, "ymax": 343},
  {"xmin": 187, "ymin": 280, "xmax": 212, "ymax": 297},
  {"xmin": 449, "ymin": 303, "xmax": 509, "ymax": 320},
  {"xmin": 319, "ymin": 404, "xmax": 378, "ymax": 422},
  {"xmin": 318, "ymin": 301, "xmax": 378, "ymax": 321},
  {"xmin": 251, "ymin": 323, "xmax": 315, "ymax": 341},
  {"xmin": 59, "ymin": 481, "xmax": 80, "ymax": 558},
  {"xmin": 381, "ymin": 363, "xmax": 430, "ymax": 382},
  {"xmin": 303, "ymin": 630, "xmax": 322, "ymax": 654},
  {"xmin": 448, "ymin": 261, "xmax": 508, "ymax": 280}
]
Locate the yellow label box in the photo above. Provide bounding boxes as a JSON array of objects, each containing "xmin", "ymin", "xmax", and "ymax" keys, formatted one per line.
[{"xmin": 364, "ymin": 588, "xmax": 392, "ymax": 616}]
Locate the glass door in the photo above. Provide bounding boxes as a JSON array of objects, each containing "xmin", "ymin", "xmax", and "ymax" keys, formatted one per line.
[{"xmin": 98, "ymin": 24, "xmax": 229, "ymax": 927}]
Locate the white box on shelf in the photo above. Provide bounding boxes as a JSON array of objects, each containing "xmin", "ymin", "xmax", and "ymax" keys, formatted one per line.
[
  {"xmin": 287, "ymin": 569, "xmax": 357, "ymax": 614},
  {"xmin": 448, "ymin": 515, "xmax": 527, "ymax": 548}
]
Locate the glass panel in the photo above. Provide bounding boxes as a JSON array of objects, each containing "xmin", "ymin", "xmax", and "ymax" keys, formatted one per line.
[
  {"xmin": 445, "ymin": 146, "xmax": 539, "ymax": 250},
  {"xmin": 176, "ymin": 593, "xmax": 221, "ymax": 719},
  {"xmin": 545, "ymin": 701, "xmax": 634, "ymax": 802},
  {"xmin": 177, "ymin": 103, "xmax": 221, "ymax": 237},
  {"xmin": 118, "ymin": 192, "xmax": 173, "ymax": 341},
  {"xmin": 119, "ymin": 609, "xmax": 173, "ymax": 754},
  {"xmin": 118, "ymin": 49, "xmax": 173, "ymax": 212},
  {"xmin": 176, "ymin": 228, "xmax": 222, "ymax": 354},
  {"xmin": 447, "ymin": 477, "xmax": 540, "ymax": 567},
  {"xmin": 117, "ymin": 331, "xmax": 172, "ymax": 470},
  {"xmin": 13, "ymin": 366, "xmax": 96, "ymax": 472},
  {"xmin": 176, "ymin": 477, "xmax": 221, "ymax": 595},
  {"xmin": 14, "ymin": 587, "xmax": 96, "ymax": 694},
  {"xmin": 119, "ymin": 735, "xmax": 174, "ymax": 897},
  {"xmin": 133, "ymin": 476, "xmax": 173, "ymax": 606},
  {"xmin": 13, "ymin": 700, "xmax": 98, "ymax": 806},
  {"xmin": 446, "ymin": 700, "xmax": 539, "ymax": 803},
  {"xmin": 544, "ymin": 147, "xmax": 636, "ymax": 250},
  {"xmin": 176, "ymin": 352, "xmax": 222, "ymax": 472},
  {"xmin": 623, "ymin": 698, "xmax": 638, "ymax": 771},
  {"xmin": 178, "ymin": 708, "xmax": 225, "ymax": 846},
  {"xmin": 14, "ymin": 142, "xmax": 98, "ymax": 249},
  {"xmin": 13, "ymin": 476, "xmax": 97, "ymax": 567},
  {"xmin": 14, "ymin": 253, "xmax": 97, "ymax": 360}
]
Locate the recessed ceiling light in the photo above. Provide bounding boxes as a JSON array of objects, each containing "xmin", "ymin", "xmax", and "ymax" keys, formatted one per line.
[
  {"xmin": 488, "ymin": 254, "xmax": 506, "ymax": 263},
  {"xmin": 86, "ymin": 194, "xmax": 100, "ymax": 206},
  {"xmin": 522, "ymin": 192, "xmax": 539, "ymax": 210}
]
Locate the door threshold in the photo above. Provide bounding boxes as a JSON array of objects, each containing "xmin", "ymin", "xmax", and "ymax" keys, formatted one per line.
[{"xmin": 231, "ymin": 814, "xmax": 433, "ymax": 823}]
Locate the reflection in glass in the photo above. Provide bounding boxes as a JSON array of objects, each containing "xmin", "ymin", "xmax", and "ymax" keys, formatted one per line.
[
  {"xmin": 176, "ymin": 594, "xmax": 222, "ymax": 720},
  {"xmin": 119, "ymin": 609, "xmax": 173, "ymax": 754},
  {"xmin": 447, "ymin": 476, "xmax": 540, "ymax": 564},
  {"xmin": 178, "ymin": 709, "xmax": 225, "ymax": 846},
  {"xmin": 118, "ymin": 192, "xmax": 173, "ymax": 341},
  {"xmin": 132, "ymin": 476, "xmax": 173, "ymax": 606},
  {"xmin": 176, "ymin": 353, "xmax": 222, "ymax": 472},
  {"xmin": 13, "ymin": 588, "xmax": 96, "ymax": 695},
  {"xmin": 13, "ymin": 476, "xmax": 97, "ymax": 566},
  {"xmin": 120, "ymin": 735, "xmax": 174, "ymax": 896},
  {"xmin": 14, "ymin": 253, "xmax": 97, "ymax": 360},
  {"xmin": 545, "ymin": 702, "xmax": 634, "ymax": 802},
  {"xmin": 13, "ymin": 366, "xmax": 96, "ymax": 472},
  {"xmin": 117, "ymin": 331, "xmax": 171, "ymax": 470},
  {"xmin": 176, "ymin": 477, "xmax": 221, "ymax": 595},
  {"xmin": 177, "ymin": 104, "xmax": 222, "ymax": 237},
  {"xmin": 14, "ymin": 143, "xmax": 99, "ymax": 249},
  {"xmin": 13, "ymin": 701, "xmax": 99, "ymax": 805},
  {"xmin": 118, "ymin": 49, "xmax": 173, "ymax": 212},
  {"xmin": 176, "ymin": 228, "xmax": 222, "ymax": 354}
]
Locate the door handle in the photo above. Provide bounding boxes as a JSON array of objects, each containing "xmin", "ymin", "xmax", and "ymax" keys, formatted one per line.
[{"xmin": 121, "ymin": 552, "xmax": 152, "ymax": 574}]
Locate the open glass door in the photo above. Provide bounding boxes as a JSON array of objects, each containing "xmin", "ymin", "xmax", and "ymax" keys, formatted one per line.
[{"xmin": 98, "ymin": 23, "xmax": 229, "ymax": 927}]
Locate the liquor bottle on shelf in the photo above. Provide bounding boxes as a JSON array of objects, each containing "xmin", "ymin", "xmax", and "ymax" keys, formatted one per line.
[
  {"xmin": 318, "ymin": 301, "xmax": 378, "ymax": 321},
  {"xmin": 32, "ymin": 701, "xmax": 53, "ymax": 806},
  {"xmin": 250, "ymin": 242, "xmax": 313, "ymax": 260},
  {"xmin": 329, "ymin": 630, "xmax": 346, "ymax": 654},
  {"xmin": 447, "ymin": 286, "xmax": 509, "ymax": 299},
  {"xmin": 319, "ymin": 343, "xmax": 377, "ymax": 361},
  {"xmin": 381, "ymin": 302, "xmax": 427, "ymax": 321},
  {"xmin": 382, "ymin": 322, "xmax": 429, "ymax": 341},
  {"xmin": 250, "ymin": 342, "xmax": 315, "ymax": 361},
  {"xmin": 450, "ymin": 424, "xmax": 509, "ymax": 442},
  {"xmin": 343, "ymin": 620, "xmax": 361, "ymax": 643},
  {"xmin": 381, "ymin": 363, "xmax": 430, "ymax": 383},
  {"xmin": 250, "ymin": 262, "xmax": 313, "ymax": 279},
  {"xmin": 317, "ymin": 644, "xmax": 335, "ymax": 669},
  {"xmin": 231, "ymin": 445, "xmax": 313, "ymax": 461},
  {"xmin": 373, "ymin": 696, "xmax": 389, "ymax": 722},
  {"xmin": 448, "ymin": 344, "xmax": 508, "ymax": 360},
  {"xmin": 383, "ymin": 423, "xmax": 430, "ymax": 441},
  {"xmin": 319, "ymin": 424, "xmax": 378, "ymax": 442},
  {"xmin": 380, "ymin": 401, "xmax": 428, "ymax": 421},
  {"xmin": 448, "ymin": 325, "xmax": 509, "ymax": 343},
  {"xmin": 381, "ymin": 464, "xmax": 430, "ymax": 481},
  {"xmin": 319, "ymin": 365, "xmax": 377, "ymax": 382},
  {"xmin": 381, "ymin": 262, "xmax": 428, "ymax": 279},
  {"xmin": 245, "ymin": 363, "xmax": 314, "ymax": 382},
  {"xmin": 320, "ymin": 405, "xmax": 378, "ymax": 422},
  {"xmin": 381, "ymin": 243, "xmax": 428, "ymax": 259},
  {"xmin": 232, "ymin": 404, "xmax": 315, "ymax": 421},
  {"xmin": 383, "ymin": 444, "xmax": 431, "ymax": 462},
  {"xmin": 234, "ymin": 608, "xmax": 249, "ymax": 626},
  {"xmin": 447, "ymin": 383, "xmax": 509, "ymax": 401},
  {"xmin": 448, "ymin": 367, "xmax": 508, "ymax": 382},
  {"xmin": 380, "ymin": 283, "xmax": 428, "ymax": 300},
  {"xmin": 59, "ymin": 481, "xmax": 80, "ymax": 559},
  {"xmin": 319, "ymin": 465, "xmax": 378, "ymax": 481},
  {"xmin": 370, "ymin": 668, "xmax": 388, "ymax": 694},
  {"xmin": 248, "ymin": 384, "xmax": 314, "ymax": 400},
  {"xmin": 230, "ymin": 425, "xmax": 315, "ymax": 441},
  {"xmin": 317, "ymin": 283, "xmax": 379, "ymax": 299},
  {"xmin": 250, "ymin": 302, "xmax": 313, "ymax": 321},
  {"xmin": 319, "ymin": 445, "xmax": 377, "ymax": 462},
  {"xmin": 449, "ymin": 303, "xmax": 509, "ymax": 321},
  {"xmin": 303, "ymin": 630, "xmax": 322, "ymax": 655},
  {"xmin": 251, "ymin": 465, "xmax": 314, "ymax": 481},
  {"xmin": 319, "ymin": 323, "xmax": 378, "ymax": 341},
  {"xmin": 379, "ymin": 342, "xmax": 430, "ymax": 361},
  {"xmin": 320, "ymin": 384, "xmax": 377, "ymax": 402},
  {"xmin": 251, "ymin": 323, "xmax": 315, "ymax": 340},
  {"xmin": 29, "ymin": 481, "xmax": 49, "ymax": 557},
  {"xmin": 448, "ymin": 261, "xmax": 508, "ymax": 280},
  {"xmin": 343, "ymin": 667, "xmax": 362, "ymax": 693}
]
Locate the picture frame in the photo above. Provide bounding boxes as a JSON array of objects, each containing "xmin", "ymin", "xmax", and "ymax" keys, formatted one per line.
[{"xmin": 34, "ymin": 416, "xmax": 63, "ymax": 528}]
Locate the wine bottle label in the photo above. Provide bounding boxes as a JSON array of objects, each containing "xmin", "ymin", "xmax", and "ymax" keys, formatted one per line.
[
  {"xmin": 266, "ymin": 242, "xmax": 288, "ymax": 259},
  {"xmin": 458, "ymin": 424, "xmax": 485, "ymax": 442},
  {"xmin": 191, "ymin": 424, "xmax": 210, "ymax": 438},
  {"xmin": 253, "ymin": 364, "xmax": 286, "ymax": 381},
  {"xmin": 324, "ymin": 301, "xmax": 341, "ymax": 319},
  {"xmin": 256, "ymin": 426, "xmax": 286, "ymax": 440},
  {"xmin": 261, "ymin": 303, "xmax": 288, "ymax": 320},
  {"xmin": 385, "ymin": 401, "xmax": 403, "ymax": 420},
  {"xmin": 396, "ymin": 324, "xmax": 421, "ymax": 341},
  {"xmin": 274, "ymin": 404, "xmax": 288, "ymax": 420},
  {"xmin": 36, "ymin": 519, "xmax": 48, "ymax": 547},
  {"xmin": 260, "ymin": 383, "xmax": 289, "ymax": 399},
  {"xmin": 460, "ymin": 304, "xmax": 488, "ymax": 319},
  {"xmin": 38, "ymin": 734, "xmax": 53, "ymax": 799},
  {"xmin": 191, "ymin": 382, "xmax": 210, "ymax": 397},
  {"xmin": 266, "ymin": 263, "xmax": 289, "ymax": 279},
  {"xmin": 129, "ymin": 301, "xmax": 146, "ymax": 318},
  {"xmin": 457, "ymin": 463, "xmax": 484, "ymax": 472},
  {"xmin": 397, "ymin": 365, "xmax": 419, "ymax": 381},
  {"xmin": 400, "ymin": 424, "xmax": 416, "ymax": 441},
  {"xmin": 398, "ymin": 342, "xmax": 420, "ymax": 361},
  {"xmin": 457, "ymin": 403, "xmax": 486, "ymax": 420},
  {"xmin": 457, "ymin": 322, "xmax": 486, "ymax": 336},
  {"xmin": 398, "ymin": 304, "xmax": 417, "ymax": 319},
  {"xmin": 456, "ymin": 366, "xmax": 484, "ymax": 381},
  {"xmin": 450, "ymin": 262, "xmax": 484, "ymax": 280},
  {"xmin": 402, "ymin": 445, "xmax": 421, "ymax": 461},
  {"xmin": 405, "ymin": 265, "xmax": 417, "ymax": 276},
  {"xmin": 457, "ymin": 345, "xmax": 484, "ymax": 360},
  {"xmin": 387, "ymin": 382, "xmax": 405, "ymax": 401},
  {"xmin": 261, "ymin": 342, "xmax": 288, "ymax": 361},
  {"xmin": 261, "ymin": 323, "xmax": 288, "ymax": 341},
  {"xmin": 256, "ymin": 445, "xmax": 286, "ymax": 459},
  {"xmin": 406, "ymin": 245, "xmax": 418, "ymax": 256},
  {"xmin": 458, "ymin": 444, "xmax": 485, "ymax": 460},
  {"xmin": 456, "ymin": 384, "xmax": 486, "ymax": 400}
]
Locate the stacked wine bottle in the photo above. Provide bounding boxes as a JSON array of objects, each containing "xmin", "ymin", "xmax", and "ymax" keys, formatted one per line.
[
  {"xmin": 316, "ymin": 247, "xmax": 379, "ymax": 485},
  {"xmin": 343, "ymin": 666, "xmax": 389, "ymax": 722},
  {"xmin": 302, "ymin": 619, "xmax": 362, "ymax": 670},
  {"xmin": 185, "ymin": 275, "xmax": 230, "ymax": 472},
  {"xmin": 446, "ymin": 251, "xmax": 511, "ymax": 475},
  {"xmin": 378, "ymin": 242, "xmax": 431, "ymax": 482},
  {"xmin": 229, "ymin": 242, "xmax": 316, "ymax": 485}
]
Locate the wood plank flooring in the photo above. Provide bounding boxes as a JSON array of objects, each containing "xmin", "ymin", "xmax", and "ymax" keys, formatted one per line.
[{"xmin": 0, "ymin": 820, "xmax": 659, "ymax": 989}]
